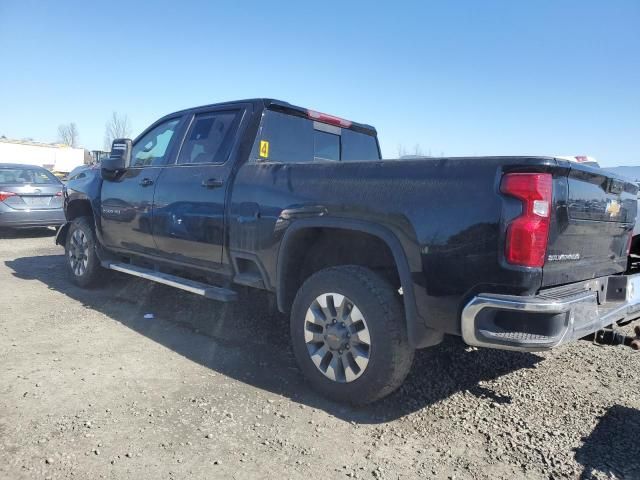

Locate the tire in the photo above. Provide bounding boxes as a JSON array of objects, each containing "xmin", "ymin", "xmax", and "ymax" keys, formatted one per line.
[
  {"xmin": 290, "ymin": 265, "xmax": 414, "ymax": 405},
  {"xmin": 64, "ymin": 216, "xmax": 103, "ymax": 288}
]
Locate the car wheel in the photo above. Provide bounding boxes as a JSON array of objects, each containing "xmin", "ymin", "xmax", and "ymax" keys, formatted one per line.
[
  {"xmin": 65, "ymin": 216, "xmax": 102, "ymax": 288},
  {"xmin": 290, "ymin": 265, "xmax": 414, "ymax": 405}
]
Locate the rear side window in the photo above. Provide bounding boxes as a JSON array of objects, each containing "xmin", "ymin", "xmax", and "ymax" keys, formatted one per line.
[
  {"xmin": 254, "ymin": 110, "xmax": 379, "ymax": 163},
  {"xmin": 256, "ymin": 111, "xmax": 313, "ymax": 163},
  {"xmin": 0, "ymin": 167, "xmax": 60, "ymax": 185},
  {"xmin": 178, "ymin": 110, "xmax": 241, "ymax": 165}
]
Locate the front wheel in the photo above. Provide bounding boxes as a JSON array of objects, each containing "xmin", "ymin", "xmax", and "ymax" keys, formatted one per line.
[
  {"xmin": 290, "ymin": 265, "xmax": 414, "ymax": 405},
  {"xmin": 64, "ymin": 216, "xmax": 103, "ymax": 288}
]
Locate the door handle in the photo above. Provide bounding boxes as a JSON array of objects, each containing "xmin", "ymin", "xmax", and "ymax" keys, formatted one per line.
[
  {"xmin": 201, "ymin": 178, "xmax": 224, "ymax": 189},
  {"xmin": 139, "ymin": 178, "xmax": 154, "ymax": 187}
]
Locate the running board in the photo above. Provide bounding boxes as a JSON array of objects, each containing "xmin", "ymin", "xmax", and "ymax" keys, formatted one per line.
[{"xmin": 101, "ymin": 261, "xmax": 237, "ymax": 302}]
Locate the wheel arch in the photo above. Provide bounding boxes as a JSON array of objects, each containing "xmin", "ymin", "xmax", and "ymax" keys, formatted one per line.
[
  {"xmin": 276, "ymin": 217, "xmax": 434, "ymax": 348},
  {"xmin": 55, "ymin": 198, "xmax": 95, "ymax": 246}
]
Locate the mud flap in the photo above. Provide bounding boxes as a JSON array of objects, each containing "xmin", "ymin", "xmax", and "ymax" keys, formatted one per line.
[{"xmin": 55, "ymin": 222, "xmax": 71, "ymax": 246}]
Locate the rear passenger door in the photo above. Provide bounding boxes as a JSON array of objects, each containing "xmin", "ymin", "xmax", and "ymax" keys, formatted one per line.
[{"xmin": 151, "ymin": 105, "xmax": 248, "ymax": 269}]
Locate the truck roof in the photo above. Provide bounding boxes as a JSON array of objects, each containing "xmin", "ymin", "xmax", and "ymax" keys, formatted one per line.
[{"xmin": 166, "ymin": 98, "xmax": 377, "ymax": 136}]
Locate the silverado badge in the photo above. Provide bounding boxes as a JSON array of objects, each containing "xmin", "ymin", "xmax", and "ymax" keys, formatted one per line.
[{"xmin": 606, "ymin": 199, "xmax": 622, "ymax": 218}]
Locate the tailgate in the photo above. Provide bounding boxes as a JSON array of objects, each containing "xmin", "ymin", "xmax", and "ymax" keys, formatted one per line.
[{"xmin": 543, "ymin": 163, "xmax": 637, "ymax": 287}]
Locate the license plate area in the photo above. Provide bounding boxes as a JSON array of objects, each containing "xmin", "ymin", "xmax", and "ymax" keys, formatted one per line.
[{"xmin": 22, "ymin": 196, "xmax": 52, "ymax": 207}]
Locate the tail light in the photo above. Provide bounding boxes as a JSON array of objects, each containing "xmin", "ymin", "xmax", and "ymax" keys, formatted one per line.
[
  {"xmin": 0, "ymin": 191, "xmax": 16, "ymax": 202},
  {"xmin": 626, "ymin": 231, "xmax": 634, "ymax": 256},
  {"xmin": 500, "ymin": 173, "xmax": 553, "ymax": 268}
]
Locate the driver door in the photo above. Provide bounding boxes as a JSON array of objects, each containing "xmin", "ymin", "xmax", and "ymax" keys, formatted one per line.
[{"xmin": 100, "ymin": 116, "xmax": 184, "ymax": 255}]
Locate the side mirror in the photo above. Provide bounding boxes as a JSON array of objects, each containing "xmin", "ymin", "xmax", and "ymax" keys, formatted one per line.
[{"xmin": 101, "ymin": 139, "xmax": 132, "ymax": 178}]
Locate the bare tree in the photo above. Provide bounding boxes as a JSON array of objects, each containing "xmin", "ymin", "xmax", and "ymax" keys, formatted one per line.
[
  {"xmin": 104, "ymin": 112, "xmax": 132, "ymax": 150},
  {"xmin": 397, "ymin": 144, "xmax": 427, "ymax": 158},
  {"xmin": 57, "ymin": 123, "xmax": 79, "ymax": 147}
]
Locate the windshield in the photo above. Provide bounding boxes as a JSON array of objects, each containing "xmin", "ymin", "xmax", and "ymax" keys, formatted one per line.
[{"xmin": 0, "ymin": 167, "xmax": 61, "ymax": 185}]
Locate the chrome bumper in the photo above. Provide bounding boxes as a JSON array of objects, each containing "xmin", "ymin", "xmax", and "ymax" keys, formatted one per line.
[{"xmin": 462, "ymin": 274, "xmax": 640, "ymax": 352}]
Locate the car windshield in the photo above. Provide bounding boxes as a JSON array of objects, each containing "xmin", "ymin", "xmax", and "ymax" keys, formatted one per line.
[{"xmin": 0, "ymin": 167, "xmax": 60, "ymax": 185}]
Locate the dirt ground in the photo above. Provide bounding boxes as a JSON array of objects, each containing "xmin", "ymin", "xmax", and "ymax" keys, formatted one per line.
[{"xmin": 1, "ymin": 229, "xmax": 639, "ymax": 480}]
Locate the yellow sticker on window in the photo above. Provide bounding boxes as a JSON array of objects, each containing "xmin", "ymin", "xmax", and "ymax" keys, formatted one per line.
[{"xmin": 259, "ymin": 140, "xmax": 269, "ymax": 158}]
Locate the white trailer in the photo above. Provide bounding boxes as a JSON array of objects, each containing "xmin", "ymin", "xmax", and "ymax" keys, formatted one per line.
[{"xmin": 0, "ymin": 139, "xmax": 85, "ymax": 173}]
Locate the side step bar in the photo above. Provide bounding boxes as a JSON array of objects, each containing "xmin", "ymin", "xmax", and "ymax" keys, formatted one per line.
[{"xmin": 101, "ymin": 261, "xmax": 237, "ymax": 302}]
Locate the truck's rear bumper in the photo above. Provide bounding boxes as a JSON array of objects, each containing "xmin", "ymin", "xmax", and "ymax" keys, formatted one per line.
[{"xmin": 462, "ymin": 274, "xmax": 640, "ymax": 351}]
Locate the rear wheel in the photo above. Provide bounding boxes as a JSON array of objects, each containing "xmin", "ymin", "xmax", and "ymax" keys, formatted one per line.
[
  {"xmin": 64, "ymin": 216, "xmax": 103, "ymax": 288},
  {"xmin": 290, "ymin": 265, "xmax": 414, "ymax": 405}
]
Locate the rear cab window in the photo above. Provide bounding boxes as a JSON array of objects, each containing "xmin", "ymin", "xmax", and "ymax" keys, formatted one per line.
[
  {"xmin": 0, "ymin": 167, "xmax": 60, "ymax": 185},
  {"xmin": 252, "ymin": 110, "xmax": 380, "ymax": 163}
]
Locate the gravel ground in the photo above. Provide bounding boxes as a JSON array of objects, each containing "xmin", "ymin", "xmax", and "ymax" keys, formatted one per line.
[{"xmin": 1, "ymin": 229, "xmax": 639, "ymax": 480}]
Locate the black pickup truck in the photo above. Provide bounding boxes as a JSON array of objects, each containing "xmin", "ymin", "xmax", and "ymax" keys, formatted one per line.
[{"xmin": 57, "ymin": 98, "xmax": 640, "ymax": 404}]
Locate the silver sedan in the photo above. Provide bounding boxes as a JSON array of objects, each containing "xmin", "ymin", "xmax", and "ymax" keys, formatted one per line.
[{"xmin": 0, "ymin": 163, "xmax": 65, "ymax": 228}]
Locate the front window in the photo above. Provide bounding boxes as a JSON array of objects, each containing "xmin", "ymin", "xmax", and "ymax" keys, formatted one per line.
[{"xmin": 130, "ymin": 118, "xmax": 181, "ymax": 167}]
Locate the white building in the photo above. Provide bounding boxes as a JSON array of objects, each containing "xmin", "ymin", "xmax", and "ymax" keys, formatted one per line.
[{"xmin": 0, "ymin": 138, "xmax": 86, "ymax": 173}]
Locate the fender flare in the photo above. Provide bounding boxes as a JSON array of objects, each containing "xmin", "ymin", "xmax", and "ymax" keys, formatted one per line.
[
  {"xmin": 57, "ymin": 195, "xmax": 99, "ymax": 246},
  {"xmin": 276, "ymin": 217, "xmax": 435, "ymax": 348}
]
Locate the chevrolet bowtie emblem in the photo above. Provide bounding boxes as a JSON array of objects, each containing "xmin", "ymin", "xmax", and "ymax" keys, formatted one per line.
[{"xmin": 606, "ymin": 199, "xmax": 621, "ymax": 218}]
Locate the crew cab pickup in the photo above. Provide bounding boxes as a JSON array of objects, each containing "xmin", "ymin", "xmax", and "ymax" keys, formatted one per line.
[{"xmin": 57, "ymin": 98, "xmax": 640, "ymax": 404}]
